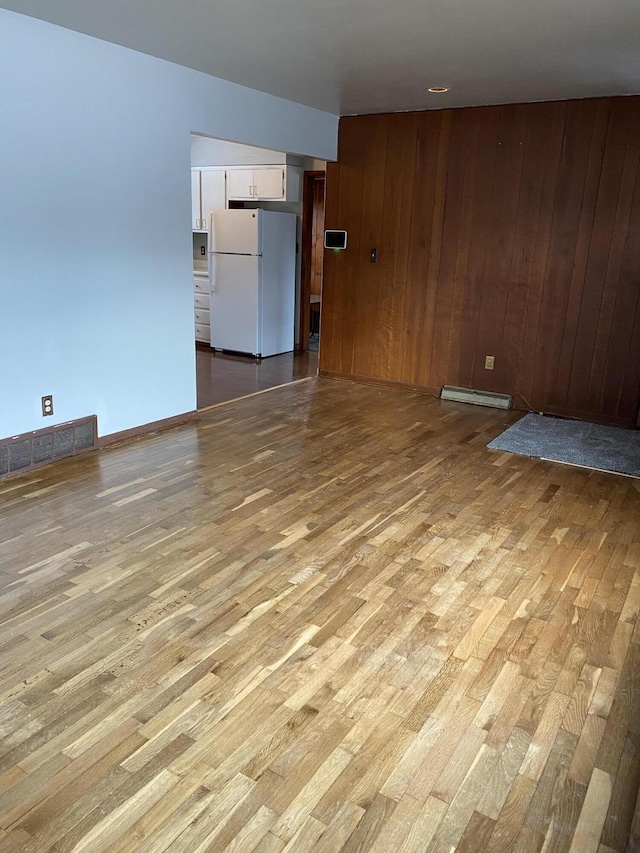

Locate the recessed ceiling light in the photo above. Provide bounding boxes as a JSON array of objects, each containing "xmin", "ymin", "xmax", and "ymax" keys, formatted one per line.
[{"xmin": 427, "ymin": 86, "xmax": 449, "ymax": 93}]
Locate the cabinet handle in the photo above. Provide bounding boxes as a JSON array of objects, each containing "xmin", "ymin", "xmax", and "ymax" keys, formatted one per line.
[
  {"xmin": 254, "ymin": 185, "xmax": 258, "ymax": 196},
  {"xmin": 249, "ymin": 185, "xmax": 253, "ymax": 197}
]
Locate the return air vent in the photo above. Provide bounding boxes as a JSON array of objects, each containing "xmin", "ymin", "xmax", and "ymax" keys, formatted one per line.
[
  {"xmin": 440, "ymin": 385, "xmax": 512, "ymax": 410},
  {"xmin": 0, "ymin": 416, "xmax": 97, "ymax": 480}
]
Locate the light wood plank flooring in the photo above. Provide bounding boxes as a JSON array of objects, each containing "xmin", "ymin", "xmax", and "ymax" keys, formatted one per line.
[{"xmin": 1, "ymin": 379, "xmax": 639, "ymax": 852}]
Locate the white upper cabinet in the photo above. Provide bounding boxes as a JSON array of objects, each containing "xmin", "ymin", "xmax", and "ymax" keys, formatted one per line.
[
  {"xmin": 192, "ymin": 166, "xmax": 301, "ymax": 231},
  {"xmin": 227, "ymin": 167, "xmax": 301, "ymax": 202},
  {"xmin": 192, "ymin": 169, "xmax": 226, "ymax": 231},
  {"xmin": 254, "ymin": 168, "xmax": 286, "ymax": 199},
  {"xmin": 191, "ymin": 170, "xmax": 203, "ymax": 230},
  {"xmin": 201, "ymin": 171, "xmax": 226, "ymax": 221}
]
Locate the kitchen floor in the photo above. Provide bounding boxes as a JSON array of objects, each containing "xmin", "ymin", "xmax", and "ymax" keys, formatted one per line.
[{"xmin": 196, "ymin": 345, "xmax": 319, "ymax": 408}]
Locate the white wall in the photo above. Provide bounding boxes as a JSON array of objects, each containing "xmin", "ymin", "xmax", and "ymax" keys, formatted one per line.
[{"xmin": 0, "ymin": 10, "xmax": 338, "ymax": 439}]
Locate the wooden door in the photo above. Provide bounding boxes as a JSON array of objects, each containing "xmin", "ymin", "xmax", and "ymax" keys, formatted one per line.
[
  {"xmin": 299, "ymin": 171, "xmax": 326, "ymax": 350},
  {"xmin": 310, "ymin": 178, "xmax": 325, "ymax": 296}
]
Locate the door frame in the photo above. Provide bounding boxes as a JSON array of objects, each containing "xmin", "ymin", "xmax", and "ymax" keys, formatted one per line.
[{"xmin": 298, "ymin": 170, "xmax": 326, "ymax": 352}]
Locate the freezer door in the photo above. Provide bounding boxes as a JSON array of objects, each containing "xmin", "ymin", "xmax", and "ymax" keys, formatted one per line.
[
  {"xmin": 209, "ymin": 253, "xmax": 261, "ymax": 355},
  {"xmin": 209, "ymin": 209, "xmax": 260, "ymax": 255}
]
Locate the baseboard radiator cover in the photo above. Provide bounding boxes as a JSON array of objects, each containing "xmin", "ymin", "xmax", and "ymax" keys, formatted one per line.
[
  {"xmin": 440, "ymin": 385, "xmax": 512, "ymax": 410},
  {"xmin": 0, "ymin": 416, "xmax": 97, "ymax": 480}
]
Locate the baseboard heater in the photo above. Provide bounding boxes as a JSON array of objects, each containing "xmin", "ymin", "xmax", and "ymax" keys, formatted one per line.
[{"xmin": 440, "ymin": 385, "xmax": 512, "ymax": 410}]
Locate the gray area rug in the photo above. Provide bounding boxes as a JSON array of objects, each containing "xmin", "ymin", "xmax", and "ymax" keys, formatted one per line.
[{"xmin": 487, "ymin": 413, "xmax": 640, "ymax": 477}]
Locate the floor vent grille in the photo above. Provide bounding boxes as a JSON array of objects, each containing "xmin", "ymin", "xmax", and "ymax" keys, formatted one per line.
[
  {"xmin": 440, "ymin": 386, "xmax": 512, "ymax": 410},
  {"xmin": 0, "ymin": 416, "xmax": 97, "ymax": 480}
]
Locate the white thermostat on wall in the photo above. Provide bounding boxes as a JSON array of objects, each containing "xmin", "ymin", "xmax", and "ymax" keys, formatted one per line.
[{"xmin": 324, "ymin": 230, "xmax": 348, "ymax": 250}]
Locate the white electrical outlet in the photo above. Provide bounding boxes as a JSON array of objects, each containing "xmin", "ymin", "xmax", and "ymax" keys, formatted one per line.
[{"xmin": 485, "ymin": 356, "xmax": 495, "ymax": 370}]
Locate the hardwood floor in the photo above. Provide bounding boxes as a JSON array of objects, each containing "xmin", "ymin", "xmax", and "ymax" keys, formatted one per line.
[
  {"xmin": 196, "ymin": 346, "xmax": 318, "ymax": 408},
  {"xmin": 1, "ymin": 379, "xmax": 639, "ymax": 852}
]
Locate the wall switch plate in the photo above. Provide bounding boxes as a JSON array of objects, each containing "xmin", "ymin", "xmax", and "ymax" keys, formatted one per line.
[
  {"xmin": 42, "ymin": 395, "xmax": 54, "ymax": 416},
  {"xmin": 485, "ymin": 356, "xmax": 495, "ymax": 370}
]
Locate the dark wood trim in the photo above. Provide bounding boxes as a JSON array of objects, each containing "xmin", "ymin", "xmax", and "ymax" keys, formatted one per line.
[
  {"xmin": 98, "ymin": 410, "xmax": 199, "ymax": 449},
  {"xmin": 537, "ymin": 404, "xmax": 635, "ymax": 429},
  {"xmin": 320, "ymin": 371, "xmax": 636, "ymax": 427},
  {"xmin": 319, "ymin": 368, "xmax": 441, "ymax": 398},
  {"xmin": 299, "ymin": 171, "xmax": 326, "ymax": 351}
]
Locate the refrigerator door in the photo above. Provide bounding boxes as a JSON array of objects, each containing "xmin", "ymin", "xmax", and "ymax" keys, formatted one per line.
[
  {"xmin": 209, "ymin": 253, "xmax": 261, "ymax": 355},
  {"xmin": 259, "ymin": 211, "xmax": 296, "ymax": 357},
  {"xmin": 209, "ymin": 209, "xmax": 260, "ymax": 256}
]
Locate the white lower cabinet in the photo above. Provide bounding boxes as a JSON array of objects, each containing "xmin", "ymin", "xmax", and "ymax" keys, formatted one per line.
[
  {"xmin": 195, "ymin": 323, "xmax": 210, "ymax": 343},
  {"xmin": 194, "ymin": 292, "xmax": 210, "ymax": 311},
  {"xmin": 193, "ymin": 273, "xmax": 210, "ymax": 343}
]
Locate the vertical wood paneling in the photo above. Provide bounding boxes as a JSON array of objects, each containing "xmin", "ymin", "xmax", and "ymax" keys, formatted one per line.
[
  {"xmin": 373, "ymin": 114, "xmax": 417, "ymax": 380},
  {"xmin": 554, "ymin": 99, "xmax": 611, "ymax": 410},
  {"xmin": 430, "ymin": 108, "xmax": 471, "ymax": 389},
  {"xmin": 516, "ymin": 101, "xmax": 567, "ymax": 407},
  {"xmin": 320, "ymin": 96, "xmax": 640, "ymax": 426},
  {"xmin": 419, "ymin": 111, "xmax": 452, "ymax": 388},
  {"xmin": 472, "ymin": 104, "xmax": 528, "ymax": 392},
  {"xmin": 450, "ymin": 106, "xmax": 501, "ymax": 391},
  {"xmin": 501, "ymin": 103, "xmax": 554, "ymax": 401},
  {"xmin": 530, "ymin": 99, "xmax": 598, "ymax": 411},
  {"xmin": 604, "ymin": 156, "xmax": 640, "ymax": 418},
  {"xmin": 355, "ymin": 117, "xmax": 388, "ymax": 379},
  {"xmin": 404, "ymin": 112, "xmax": 446, "ymax": 387},
  {"xmin": 587, "ymin": 100, "xmax": 640, "ymax": 412},
  {"xmin": 446, "ymin": 110, "xmax": 480, "ymax": 389}
]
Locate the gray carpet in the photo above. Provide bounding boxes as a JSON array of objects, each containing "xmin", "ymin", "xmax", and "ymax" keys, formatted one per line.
[{"xmin": 487, "ymin": 413, "xmax": 640, "ymax": 477}]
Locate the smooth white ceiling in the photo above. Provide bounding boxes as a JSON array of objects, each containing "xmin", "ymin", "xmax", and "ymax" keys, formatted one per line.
[{"xmin": 2, "ymin": 0, "xmax": 639, "ymax": 115}]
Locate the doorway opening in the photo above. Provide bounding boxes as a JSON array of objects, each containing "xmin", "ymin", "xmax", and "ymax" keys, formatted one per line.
[
  {"xmin": 189, "ymin": 133, "xmax": 324, "ymax": 408},
  {"xmin": 299, "ymin": 171, "xmax": 326, "ymax": 354}
]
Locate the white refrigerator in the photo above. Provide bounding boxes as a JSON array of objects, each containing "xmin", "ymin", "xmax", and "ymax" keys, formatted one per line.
[{"xmin": 208, "ymin": 209, "xmax": 296, "ymax": 358}]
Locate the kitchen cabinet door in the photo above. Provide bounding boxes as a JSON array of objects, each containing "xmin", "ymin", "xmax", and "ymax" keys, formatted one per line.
[
  {"xmin": 227, "ymin": 169, "xmax": 255, "ymax": 200},
  {"xmin": 253, "ymin": 169, "xmax": 285, "ymax": 199},
  {"xmin": 200, "ymin": 170, "xmax": 226, "ymax": 222},
  {"xmin": 192, "ymin": 169, "xmax": 226, "ymax": 231},
  {"xmin": 227, "ymin": 168, "xmax": 286, "ymax": 201},
  {"xmin": 194, "ymin": 274, "xmax": 210, "ymax": 343},
  {"xmin": 191, "ymin": 171, "xmax": 203, "ymax": 230}
]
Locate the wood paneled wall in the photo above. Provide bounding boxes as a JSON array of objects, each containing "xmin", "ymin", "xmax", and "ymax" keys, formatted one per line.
[{"xmin": 320, "ymin": 97, "xmax": 640, "ymax": 426}]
